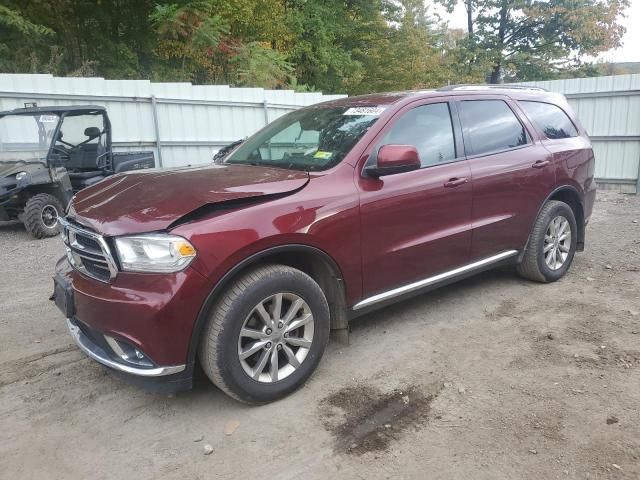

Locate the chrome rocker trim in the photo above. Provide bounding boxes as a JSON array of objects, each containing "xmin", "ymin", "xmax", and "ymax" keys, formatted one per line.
[
  {"xmin": 66, "ymin": 318, "xmax": 185, "ymax": 377},
  {"xmin": 353, "ymin": 250, "xmax": 519, "ymax": 310}
]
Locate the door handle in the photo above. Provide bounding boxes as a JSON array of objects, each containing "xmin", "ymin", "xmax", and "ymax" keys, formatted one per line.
[
  {"xmin": 532, "ymin": 160, "xmax": 550, "ymax": 169},
  {"xmin": 444, "ymin": 177, "xmax": 468, "ymax": 188}
]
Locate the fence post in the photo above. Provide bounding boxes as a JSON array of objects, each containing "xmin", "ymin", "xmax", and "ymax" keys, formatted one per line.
[
  {"xmin": 262, "ymin": 99, "xmax": 269, "ymax": 125},
  {"xmin": 150, "ymin": 95, "xmax": 163, "ymax": 168}
]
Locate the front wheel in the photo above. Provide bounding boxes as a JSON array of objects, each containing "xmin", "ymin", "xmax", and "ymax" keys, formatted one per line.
[
  {"xmin": 23, "ymin": 193, "xmax": 64, "ymax": 239},
  {"xmin": 517, "ymin": 200, "xmax": 577, "ymax": 283},
  {"xmin": 199, "ymin": 264, "xmax": 330, "ymax": 404}
]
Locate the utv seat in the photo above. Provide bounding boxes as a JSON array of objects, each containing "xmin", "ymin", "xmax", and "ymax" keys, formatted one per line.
[
  {"xmin": 60, "ymin": 127, "xmax": 107, "ymax": 191},
  {"xmin": 62, "ymin": 127, "xmax": 106, "ymax": 172}
]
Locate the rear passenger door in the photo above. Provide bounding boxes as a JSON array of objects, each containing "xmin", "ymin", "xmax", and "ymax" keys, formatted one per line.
[{"xmin": 455, "ymin": 96, "xmax": 555, "ymax": 260}]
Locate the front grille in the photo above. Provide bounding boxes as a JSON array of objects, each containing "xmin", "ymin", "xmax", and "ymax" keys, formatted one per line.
[
  {"xmin": 74, "ymin": 233, "xmax": 101, "ymax": 251},
  {"xmin": 60, "ymin": 217, "xmax": 117, "ymax": 282}
]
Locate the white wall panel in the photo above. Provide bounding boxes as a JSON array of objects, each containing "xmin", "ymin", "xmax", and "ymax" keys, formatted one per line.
[
  {"xmin": 3, "ymin": 73, "xmax": 637, "ymax": 190},
  {"xmin": 0, "ymin": 74, "xmax": 346, "ymax": 169}
]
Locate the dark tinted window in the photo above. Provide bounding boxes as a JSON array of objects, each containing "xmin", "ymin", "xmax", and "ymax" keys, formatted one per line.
[
  {"xmin": 520, "ymin": 101, "xmax": 578, "ymax": 139},
  {"xmin": 459, "ymin": 100, "xmax": 528, "ymax": 155},
  {"xmin": 381, "ymin": 103, "xmax": 456, "ymax": 167}
]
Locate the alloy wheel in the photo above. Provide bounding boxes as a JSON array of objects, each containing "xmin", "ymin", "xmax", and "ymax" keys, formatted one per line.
[
  {"xmin": 237, "ymin": 293, "xmax": 314, "ymax": 383},
  {"xmin": 543, "ymin": 215, "xmax": 571, "ymax": 270}
]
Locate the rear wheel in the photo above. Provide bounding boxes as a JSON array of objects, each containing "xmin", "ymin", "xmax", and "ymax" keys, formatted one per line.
[
  {"xmin": 23, "ymin": 193, "xmax": 63, "ymax": 239},
  {"xmin": 517, "ymin": 200, "xmax": 577, "ymax": 283},
  {"xmin": 199, "ymin": 264, "xmax": 330, "ymax": 404}
]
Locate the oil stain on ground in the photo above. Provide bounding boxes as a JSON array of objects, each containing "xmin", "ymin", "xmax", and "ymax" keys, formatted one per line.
[{"xmin": 320, "ymin": 383, "xmax": 441, "ymax": 456}]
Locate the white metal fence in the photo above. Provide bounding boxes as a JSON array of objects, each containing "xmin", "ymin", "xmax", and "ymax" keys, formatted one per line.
[
  {"xmin": 520, "ymin": 74, "xmax": 640, "ymax": 193},
  {"xmin": 2, "ymin": 73, "xmax": 638, "ymax": 192},
  {"xmin": 0, "ymin": 74, "xmax": 346, "ymax": 168}
]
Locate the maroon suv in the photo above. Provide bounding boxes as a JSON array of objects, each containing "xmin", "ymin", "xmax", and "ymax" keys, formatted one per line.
[{"xmin": 53, "ymin": 85, "xmax": 596, "ymax": 403}]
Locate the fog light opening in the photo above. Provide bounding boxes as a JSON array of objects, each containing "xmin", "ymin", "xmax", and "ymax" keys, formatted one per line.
[{"xmin": 105, "ymin": 335, "xmax": 154, "ymax": 368}]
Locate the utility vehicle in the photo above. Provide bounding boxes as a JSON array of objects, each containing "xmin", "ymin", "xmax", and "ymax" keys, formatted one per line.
[
  {"xmin": 52, "ymin": 86, "xmax": 595, "ymax": 403},
  {"xmin": 0, "ymin": 105, "xmax": 154, "ymax": 238}
]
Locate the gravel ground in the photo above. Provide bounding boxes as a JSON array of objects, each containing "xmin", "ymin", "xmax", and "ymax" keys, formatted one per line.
[{"xmin": 1, "ymin": 191, "xmax": 639, "ymax": 480}]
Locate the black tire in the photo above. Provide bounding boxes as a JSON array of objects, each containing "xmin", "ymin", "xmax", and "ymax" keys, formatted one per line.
[
  {"xmin": 517, "ymin": 200, "xmax": 577, "ymax": 283},
  {"xmin": 199, "ymin": 264, "xmax": 330, "ymax": 404},
  {"xmin": 23, "ymin": 193, "xmax": 64, "ymax": 239}
]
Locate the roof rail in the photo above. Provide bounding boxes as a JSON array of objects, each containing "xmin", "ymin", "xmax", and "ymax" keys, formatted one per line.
[{"xmin": 437, "ymin": 84, "xmax": 549, "ymax": 92}]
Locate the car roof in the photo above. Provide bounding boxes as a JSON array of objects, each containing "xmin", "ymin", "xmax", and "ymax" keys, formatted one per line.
[
  {"xmin": 318, "ymin": 84, "xmax": 563, "ymax": 108},
  {"xmin": 0, "ymin": 105, "xmax": 106, "ymax": 117}
]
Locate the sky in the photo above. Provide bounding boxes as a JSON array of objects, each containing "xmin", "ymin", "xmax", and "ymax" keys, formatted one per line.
[{"xmin": 431, "ymin": 0, "xmax": 640, "ymax": 63}]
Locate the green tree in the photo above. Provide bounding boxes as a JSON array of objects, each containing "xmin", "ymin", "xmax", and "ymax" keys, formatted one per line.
[
  {"xmin": 0, "ymin": 5, "xmax": 54, "ymax": 72},
  {"xmin": 349, "ymin": 0, "xmax": 449, "ymax": 93},
  {"xmin": 0, "ymin": 0, "xmax": 632, "ymax": 94},
  {"xmin": 1, "ymin": 0, "xmax": 158, "ymax": 78},
  {"xmin": 149, "ymin": 0, "xmax": 291, "ymax": 87},
  {"xmin": 439, "ymin": 0, "xmax": 629, "ymax": 83}
]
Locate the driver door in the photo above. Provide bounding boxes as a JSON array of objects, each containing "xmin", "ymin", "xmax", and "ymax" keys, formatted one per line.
[{"xmin": 357, "ymin": 100, "xmax": 473, "ymax": 298}]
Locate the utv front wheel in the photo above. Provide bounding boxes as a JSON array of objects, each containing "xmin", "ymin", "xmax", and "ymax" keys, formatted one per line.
[
  {"xmin": 23, "ymin": 193, "xmax": 64, "ymax": 239},
  {"xmin": 199, "ymin": 264, "xmax": 330, "ymax": 404}
]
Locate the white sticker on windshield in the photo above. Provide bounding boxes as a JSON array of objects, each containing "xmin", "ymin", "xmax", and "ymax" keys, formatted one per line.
[
  {"xmin": 343, "ymin": 106, "xmax": 386, "ymax": 116},
  {"xmin": 39, "ymin": 115, "xmax": 58, "ymax": 123}
]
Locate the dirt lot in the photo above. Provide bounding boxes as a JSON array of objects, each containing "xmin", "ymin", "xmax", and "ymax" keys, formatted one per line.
[{"xmin": 1, "ymin": 191, "xmax": 639, "ymax": 480}]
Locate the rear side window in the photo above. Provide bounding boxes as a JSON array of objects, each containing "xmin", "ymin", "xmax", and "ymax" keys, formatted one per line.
[
  {"xmin": 380, "ymin": 103, "xmax": 456, "ymax": 167},
  {"xmin": 519, "ymin": 101, "xmax": 578, "ymax": 139},
  {"xmin": 458, "ymin": 100, "xmax": 528, "ymax": 156}
]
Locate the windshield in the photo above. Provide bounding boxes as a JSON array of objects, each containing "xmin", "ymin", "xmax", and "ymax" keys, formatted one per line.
[
  {"xmin": 224, "ymin": 106, "xmax": 385, "ymax": 171},
  {"xmin": 0, "ymin": 114, "xmax": 59, "ymax": 161}
]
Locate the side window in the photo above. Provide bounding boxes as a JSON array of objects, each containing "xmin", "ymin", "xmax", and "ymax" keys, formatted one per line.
[
  {"xmin": 519, "ymin": 101, "xmax": 578, "ymax": 139},
  {"xmin": 380, "ymin": 103, "xmax": 456, "ymax": 167},
  {"xmin": 458, "ymin": 100, "xmax": 528, "ymax": 156}
]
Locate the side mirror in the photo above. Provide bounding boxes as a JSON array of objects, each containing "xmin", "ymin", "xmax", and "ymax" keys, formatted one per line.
[{"xmin": 365, "ymin": 144, "xmax": 421, "ymax": 178}]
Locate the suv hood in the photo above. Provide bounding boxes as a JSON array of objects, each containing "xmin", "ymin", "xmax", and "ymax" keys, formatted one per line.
[{"xmin": 68, "ymin": 164, "xmax": 309, "ymax": 235}]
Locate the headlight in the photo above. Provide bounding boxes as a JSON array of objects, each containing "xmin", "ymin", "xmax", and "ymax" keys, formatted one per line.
[
  {"xmin": 114, "ymin": 234, "xmax": 197, "ymax": 273},
  {"xmin": 15, "ymin": 171, "xmax": 29, "ymax": 181}
]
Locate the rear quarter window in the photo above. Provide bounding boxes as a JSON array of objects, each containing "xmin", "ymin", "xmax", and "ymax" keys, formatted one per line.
[{"xmin": 519, "ymin": 101, "xmax": 578, "ymax": 139}]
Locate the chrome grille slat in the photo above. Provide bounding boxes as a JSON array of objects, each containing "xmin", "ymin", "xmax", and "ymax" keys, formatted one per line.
[
  {"xmin": 68, "ymin": 247, "xmax": 108, "ymax": 263},
  {"xmin": 75, "ymin": 255, "xmax": 109, "ymax": 267},
  {"xmin": 59, "ymin": 217, "xmax": 118, "ymax": 283},
  {"xmin": 68, "ymin": 243, "xmax": 103, "ymax": 257}
]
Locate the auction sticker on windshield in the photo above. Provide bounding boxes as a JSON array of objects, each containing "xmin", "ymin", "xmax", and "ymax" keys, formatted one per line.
[
  {"xmin": 313, "ymin": 151, "xmax": 333, "ymax": 159},
  {"xmin": 343, "ymin": 106, "xmax": 386, "ymax": 116},
  {"xmin": 39, "ymin": 115, "xmax": 58, "ymax": 123}
]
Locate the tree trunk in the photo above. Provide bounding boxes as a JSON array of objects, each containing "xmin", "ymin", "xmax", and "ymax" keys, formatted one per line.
[
  {"xmin": 465, "ymin": 0, "xmax": 473, "ymax": 36},
  {"xmin": 490, "ymin": 64, "xmax": 502, "ymax": 84},
  {"xmin": 489, "ymin": 0, "xmax": 508, "ymax": 84}
]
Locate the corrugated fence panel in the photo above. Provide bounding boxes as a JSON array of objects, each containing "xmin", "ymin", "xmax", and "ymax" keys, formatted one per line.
[
  {"xmin": 4, "ymin": 73, "xmax": 637, "ymax": 190},
  {"xmin": 0, "ymin": 74, "xmax": 346, "ymax": 169},
  {"xmin": 592, "ymin": 141, "xmax": 640, "ymax": 179},
  {"xmin": 519, "ymin": 74, "xmax": 640, "ymax": 192}
]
